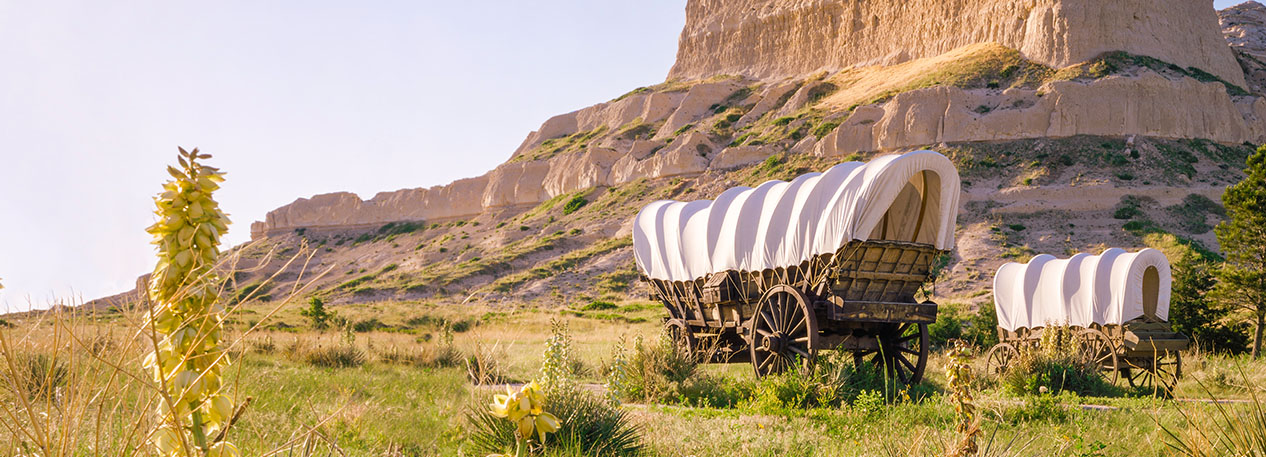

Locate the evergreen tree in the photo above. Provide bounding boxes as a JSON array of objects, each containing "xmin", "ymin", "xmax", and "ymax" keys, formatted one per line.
[
  {"xmin": 1215, "ymin": 145, "xmax": 1266, "ymax": 358},
  {"xmin": 1171, "ymin": 256, "xmax": 1249, "ymax": 353},
  {"xmin": 300, "ymin": 297, "xmax": 335, "ymax": 330}
]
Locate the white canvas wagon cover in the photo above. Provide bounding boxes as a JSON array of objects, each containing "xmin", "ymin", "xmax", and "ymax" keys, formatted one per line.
[
  {"xmin": 633, "ymin": 150, "xmax": 961, "ymax": 282},
  {"xmin": 993, "ymin": 248, "xmax": 1172, "ymax": 332}
]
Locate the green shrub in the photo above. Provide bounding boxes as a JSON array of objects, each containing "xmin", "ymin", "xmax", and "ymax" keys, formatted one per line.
[
  {"xmin": 929, "ymin": 305, "xmax": 965, "ymax": 348},
  {"xmin": 352, "ymin": 318, "xmax": 385, "ymax": 332},
  {"xmin": 543, "ymin": 386, "xmax": 643, "ymax": 456},
  {"xmin": 964, "ymin": 304, "xmax": 1000, "ymax": 349},
  {"xmin": 1114, "ymin": 205, "xmax": 1142, "ymax": 220},
  {"xmin": 1000, "ymin": 327, "xmax": 1117, "ymax": 397},
  {"xmin": 1113, "ymin": 195, "xmax": 1149, "ymax": 220},
  {"xmin": 1003, "ymin": 393, "xmax": 1073, "ymax": 424},
  {"xmin": 623, "ymin": 334, "xmax": 702, "ymax": 404},
  {"xmin": 450, "ymin": 319, "xmax": 474, "ymax": 333},
  {"xmin": 742, "ymin": 351, "xmax": 923, "ymax": 412},
  {"xmin": 1165, "ymin": 193, "xmax": 1226, "ymax": 234},
  {"xmin": 762, "ymin": 154, "xmax": 783, "ymax": 169},
  {"xmin": 562, "ymin": 195, "xmax": 589, "ymax": 215},
  {"xmin": 377, "ymin": 221, "xmax": 424, "ymax": 237},
  {"xmin": 580, "ymin": 300, "xmax": 618, "ymax": 311},
  {"xmin": 812, "ymin": 120, "xmax": 841, "ymax": 138}
]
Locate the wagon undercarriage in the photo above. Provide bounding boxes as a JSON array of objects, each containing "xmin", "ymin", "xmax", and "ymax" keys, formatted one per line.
[
  {"xmin": 984, "ymin": 323, "xmax": 1189, "ymax": 394},
  {"xmin": 649, "ymin": 240, "xmax": 943, "ymax": 383}
]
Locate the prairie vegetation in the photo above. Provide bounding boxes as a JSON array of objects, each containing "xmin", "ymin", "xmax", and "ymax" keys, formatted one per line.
[{"xmin": 8, "ymin": 294, "xmax": 1266, "ymax": 456}]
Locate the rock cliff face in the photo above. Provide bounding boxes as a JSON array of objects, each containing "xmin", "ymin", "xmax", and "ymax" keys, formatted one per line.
[
  {"xmin": 1224, "ymin": 1, "xmax": 1266, "ymax": 60},
  {"xmin": 250, "ymin": 1, "xmax": 1265, "ymax": 240},
  {"xmin": 670, "ymin": 0, "xmax": 1246, "ymax": 88}
]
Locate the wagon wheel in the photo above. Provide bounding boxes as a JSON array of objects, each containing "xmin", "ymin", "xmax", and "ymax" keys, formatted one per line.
[
  {"xmin": 1075, "ymin": 328, "xmax": 1120, "ymax": 386},
  {"xmin": 748, "ymin": 285, "xmax": 818, "ymax": 378},
  {"xmin": 984, "ymin": 343, "xmax": 1019, "ymax": 377},
  {"xmin": 665, "ymin": 318, "xmax": 696, "ymax": 359},
  {"xmin": 1125, "ymin": 351, "xmax": 1182, "ymax": 396},
  {"xmin": 853, "ymin": 322, "xmax": 929, "ymax": 385}
]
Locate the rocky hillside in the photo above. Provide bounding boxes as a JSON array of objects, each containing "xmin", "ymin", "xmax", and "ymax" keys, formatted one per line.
[{"xmin": 94, "ymin": 1, "xmax": 1266, "ymax": 311}]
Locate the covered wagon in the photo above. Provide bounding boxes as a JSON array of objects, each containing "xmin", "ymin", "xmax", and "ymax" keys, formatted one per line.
[
  {"xmin": 633, "ymin": 150, "xmax": 960, "ymax": 382},
  {"xmin": 986, "ymin": 248, "xmax": 1189, "ymax": 392}
]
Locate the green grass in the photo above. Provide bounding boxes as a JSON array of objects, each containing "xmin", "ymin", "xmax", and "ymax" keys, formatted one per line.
[
  {"xmin": 616, "ymin": 118, "xmax": 657, "ymax": 141},
  {"xmin": 9, "ymin": 302, "xmax": 1266, "ymax": 457},
  {"xmin": 858, "ymin": 46, "xmax": 1053, "ymax": 107},
  {"xmin": 1054, "ymin": 51, "xmax": 1251, "ymax": 96},
  {"xmin": 487, "ymin": 236, "xmax": 634, "ymax": 293},
  {"xmin": 515, "ymin": 125, "xmax": 610, "ymax": 163}
]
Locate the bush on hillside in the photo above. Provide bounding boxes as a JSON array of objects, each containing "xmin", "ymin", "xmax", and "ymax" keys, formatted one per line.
[{"xmin": 563, "ymin": 195, "xmax": 588, "ymax": 215}]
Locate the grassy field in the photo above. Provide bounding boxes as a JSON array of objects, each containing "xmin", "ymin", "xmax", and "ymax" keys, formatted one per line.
[{"xmin": 3, "ymin": 297, "xmax": 1264, "ymax": 457}]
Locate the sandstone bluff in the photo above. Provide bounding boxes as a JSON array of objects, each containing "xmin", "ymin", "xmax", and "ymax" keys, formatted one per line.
[{"xmin": 251, "ymin": 0, "xmax": 1266, "ymax": 240}]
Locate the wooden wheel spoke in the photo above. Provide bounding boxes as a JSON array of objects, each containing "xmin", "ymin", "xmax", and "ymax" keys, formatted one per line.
[
  {"xmin": 895, "ymin": 364, "xmax": 910, "ymax": 384},
  {"xmin": 760, "ymin": 310, "xmax": 776, "ymax": 332},
  {"xmin": 897, "ymin": 354, "xmax": 916, "ymax": 373},
  {"xmin": 788, "ymin": 315, "xmax": 805, "ymax": 336},
  {"xmin": 757, "ymin": 351, "xmax": 775, "ymax": 371},
  {"xmin": 899, "ymin": 346, "xmax": 920, "ymax": 356},
  {"xmin": 778, "ymin": 296, "xmax": 794, "ymax": 331},
  {"xmin": 789, "ymin": 345, "xmax": 810, "ymax": 358},
  {"xmin": 750, "ymin": 286, "xmax": 817, "ymax": 378}
]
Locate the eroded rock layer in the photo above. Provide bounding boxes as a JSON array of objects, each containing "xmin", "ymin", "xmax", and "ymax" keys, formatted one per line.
[
  {"xmin": 669, "ymin": 0, "xmax": 1246, "ymax": 87},
  {"xmin": 250, "ymin": 2, "xmax": 1266, "ymax": 240}
]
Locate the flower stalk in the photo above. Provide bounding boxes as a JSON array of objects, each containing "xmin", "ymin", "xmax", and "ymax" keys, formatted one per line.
[{"xmin": 143, "ymin": 147, "xmax": 239, "ymax": 457}]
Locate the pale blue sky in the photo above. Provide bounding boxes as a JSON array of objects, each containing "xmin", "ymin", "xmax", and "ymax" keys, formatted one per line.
[
  {"xmin": 0, "ymin": 1, "xmax": 685, "ymax": 309},
  {"xmin": 0, "ymin": 1, "xmax": 1248, "ymax": 309}
]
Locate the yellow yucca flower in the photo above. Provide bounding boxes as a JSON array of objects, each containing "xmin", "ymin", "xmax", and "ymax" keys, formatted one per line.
[
  {"xmin": 489, "ymin": 381, "xmax": 562, "ymax": 447},
  {"xmin": 144, "ymin": 147, "xmax": 239, "ymax": 456}
]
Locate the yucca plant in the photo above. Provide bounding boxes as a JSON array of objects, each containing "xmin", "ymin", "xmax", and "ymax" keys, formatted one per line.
[
  {"xmin": 142, "ymin": 147, "xmax": 241, "ymax": 456},
  {"xmin": 0, "ymin": 148, "xmax": 339, "ymax": 457},
  {"xmin": 946, "ymin": 340, "xmax": 980, "ymax": 457},
  {"xmin": 466, "ymin": 384, "xmax": 641, "ymax": 457}
]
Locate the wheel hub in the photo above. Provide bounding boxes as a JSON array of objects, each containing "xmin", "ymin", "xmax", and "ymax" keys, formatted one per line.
[{"xmin": 761, "ymin": 332, "xmax": 788, "ymax": 354}]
